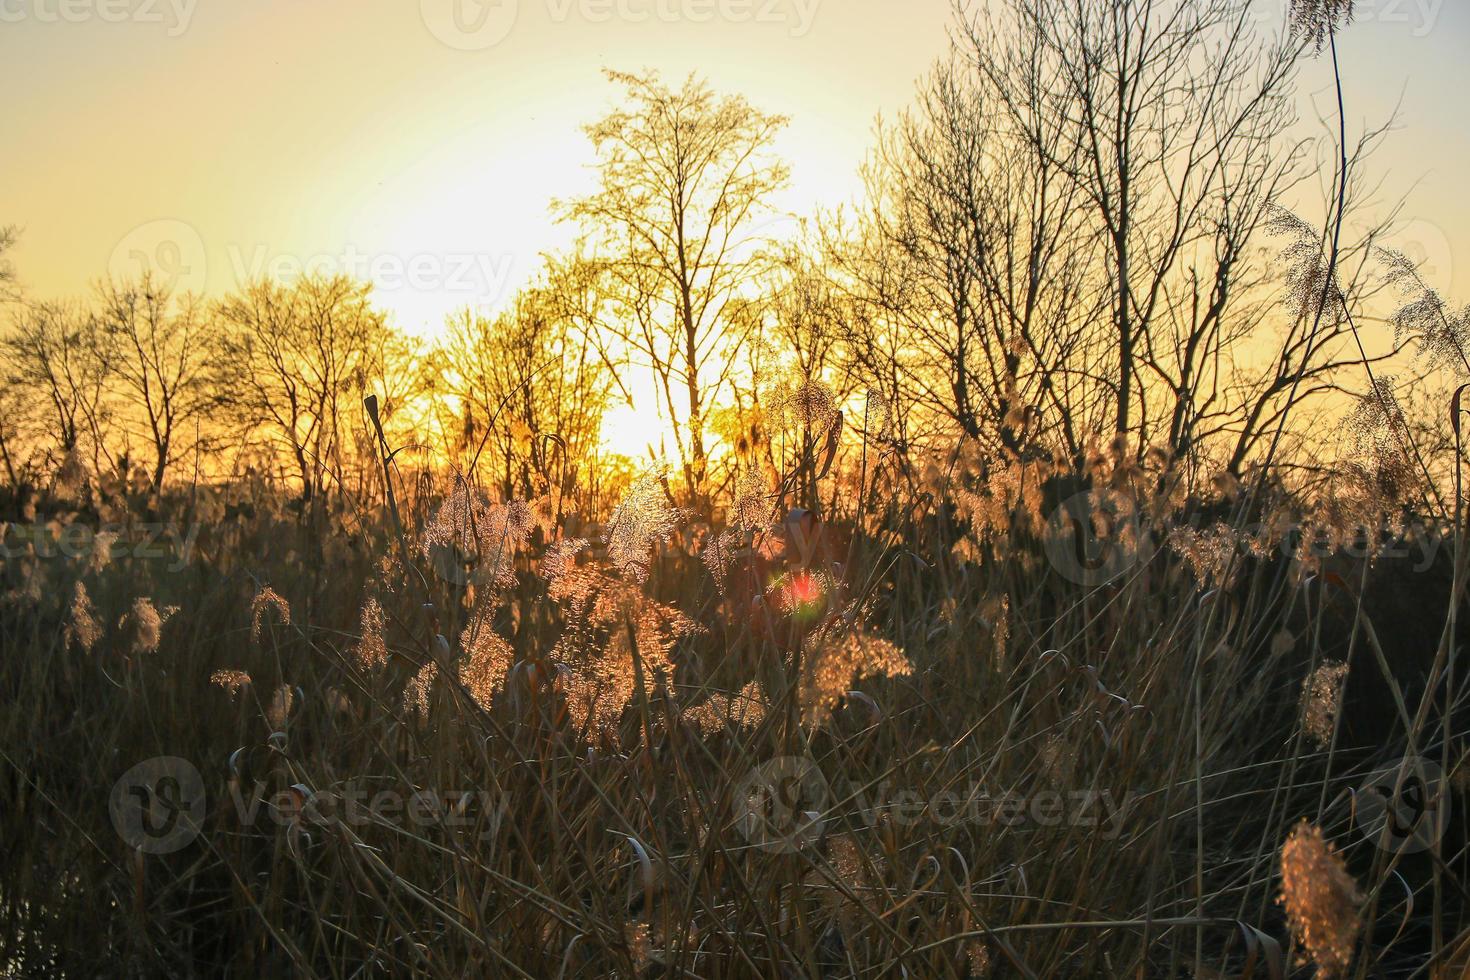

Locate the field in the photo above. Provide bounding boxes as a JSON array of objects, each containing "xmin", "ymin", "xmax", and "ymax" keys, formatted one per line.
[{"xmin": 1, "ymin": 434, "xmax": 1465, "ymax": 975}]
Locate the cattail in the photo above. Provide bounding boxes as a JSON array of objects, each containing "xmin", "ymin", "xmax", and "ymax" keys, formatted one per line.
[
  {"xmin": 120, "ymin": 597, "xmax": 163, "ymax": 655},
  {"xmin": 266, "ymin": 684, "xmax": 295, "ymax": 729},
  {"xmin": 250, "ymin": 586, "xmax": 290, "ymax": 641},
  {"xmin": 1279, "ymin": 821, "xmax": 1361, "ymax": 976},
  {"xmin": 355, "ymin": 596, "xmax": 388, "ymax": 670},
  {"xmin": 64, "ymin": 581, "xmax": 101, "ymax": 652},
  {"xmin": 210, "ymin": 668, "xmax": 252, "ymax": 698},
  {"xmin": 1300, "ymin": 660, "xmax": 1349, "ymax": 748}
]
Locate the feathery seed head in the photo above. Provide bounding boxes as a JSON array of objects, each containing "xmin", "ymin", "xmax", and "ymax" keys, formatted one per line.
[
  {"xmin": 1289, "ymin": 0, "xmax": 1354, "ymax": 52},
  {"xmin": 607, "ymin": 470, "xmax": 680, "ymax": 583},
  {"xmin": 210, "ymin": 668, "xmax": 252, "ymax": 697},
  {"xmin": 356, "ymin": 596, "xmax": 388, "ymax": 670},
  {"xmin": 65, "ymin": 581, "xmax": 101, "ymax": 652},
  {"xmin": 250, "ymin": 586, "xmax": 290, "ymax": 641},
  {"xmin": 121, "ymin": 597, "xmax": 163, "ymax": 655},
  {"xmin": 1279, "ymin": 821, "xmax": 1361, "ymax": 976}
]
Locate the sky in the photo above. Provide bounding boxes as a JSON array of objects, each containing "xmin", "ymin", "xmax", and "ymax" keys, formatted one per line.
[{"xmin": 1, "ymin": 0, "xmax": 1467, "ymax": 342}]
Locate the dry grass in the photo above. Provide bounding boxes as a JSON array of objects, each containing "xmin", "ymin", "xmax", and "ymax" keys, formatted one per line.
[{"xmin": 0, "ymin": 442, "xmax": 1465, "ymax": 977}]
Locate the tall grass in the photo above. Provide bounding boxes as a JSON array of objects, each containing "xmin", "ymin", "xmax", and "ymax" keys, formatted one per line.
[{"xmin": 0, "ymin": 425, "xmax": 1464, "ymax": 977}]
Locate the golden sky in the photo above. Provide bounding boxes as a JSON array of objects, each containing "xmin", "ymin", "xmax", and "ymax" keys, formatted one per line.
[{"xmin": 2, "ymin": 0, "xmax": 1466, "ymax": 342}]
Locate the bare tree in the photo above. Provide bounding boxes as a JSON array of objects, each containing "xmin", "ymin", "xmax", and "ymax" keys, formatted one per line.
[
  {"xmin": 0, "ymin": 225, "xmax": 18, "ymax": 304},
  {"xmin": 94, "ymin": 276, "xmax": 220, "ymax": 491},
  {"xmin": 439, "ymin": 275, "xmax": 610, "ymax": 502},
  {"xmin": 837, "ymin": 0, "xmax": 1371, "ymax": 485},
  {"xmin": 0, "ymin": 228, "xmax": 26, "ymax": 484},
  {"xmin": 852, "ymin": 56, "xmax": 1104, "ymax": 460},
  {"xmin": 216, "ymin": 275, "xmax": 392, "ymax": 504},
  {"xmin": 563, "ymin": 70, "xmax": 789, "ymax": 506},
  {"xmin": 2, "ymin": 300, "xmax": 113, "ymax": 471},
  {"xmin": 963, "ymin": 0, "xmax": 1305, "ymax": 450}
]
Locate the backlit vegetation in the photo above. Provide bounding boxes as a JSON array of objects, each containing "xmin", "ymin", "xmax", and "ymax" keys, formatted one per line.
[{"xmin": 2, "ymin": 0, "xmax": 1467, "ymax": 975}]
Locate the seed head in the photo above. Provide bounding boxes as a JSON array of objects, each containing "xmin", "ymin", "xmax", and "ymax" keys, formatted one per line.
[
  {"xmin": 211, "ymin": 669, "xmax": 252, "ymax": 698},
  {"xmin": 88, "ymin": 530, "xmax": 118, "ymax": 574},
  {"xmin": 1279, "ymin": 821, "xmax": 1362, "ymax": 976},
  {"xmin": 121, "ymin": 597, "xmax": 163, "ymax": 655},
  {"xmin": 404, "ymin": 661, "xmax": 437, "ymax": 719},
  {"xmin": 607, "ymin": 470, "xmax": 680, "ymax": 583},
  {"xmin": 1289, "ymin": 0, "xmax": 1355, "ymax": 52},
  {"xmin": 65, "ymin": 581, "xmax": 101, "ymax": 652},
  {"xmin": 1300, "ymin": 660, "xmax": 1349, "ymax": 748},
  {"xmin": 801, "ymin": 628, "xmax": 912, "ymax": 727},
  {"xmin": 682, "ymin": 681, "xmax": 767, "ymax": 735},
  {"xmin": 459, "ymin": 615, "xmax": 513, "ymax": 710},
  {"xmin": 355, "ymin": 596, "xmax": 388, "ymax": 670},
  {"xmin": 250, "ymin": 586, "xmax": 290, "ymax": 641},
  {"xmin": 267, "ymin": 684, "xmax": 295, "ymax": 729}
]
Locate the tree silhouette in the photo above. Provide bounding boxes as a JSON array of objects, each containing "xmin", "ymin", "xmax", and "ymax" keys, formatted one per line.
[{"xmin": 563, "ymin": 70, "xmax": 789, "ymax": 506}]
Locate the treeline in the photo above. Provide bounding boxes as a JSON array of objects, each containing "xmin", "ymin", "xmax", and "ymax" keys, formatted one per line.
[{"xmin": 2, "ymin": 0, "xmax": 1462, "ymax": 515}]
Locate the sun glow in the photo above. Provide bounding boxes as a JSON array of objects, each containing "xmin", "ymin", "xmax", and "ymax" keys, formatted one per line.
[{"xmin": 599, "ymin": 400, "xmax": 670, "ymax": 461}]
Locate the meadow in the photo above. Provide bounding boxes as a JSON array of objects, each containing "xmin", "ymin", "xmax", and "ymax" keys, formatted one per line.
[{"xmin": 1, "ymin": 418, "xmax": 1464, "ymax": 976}]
